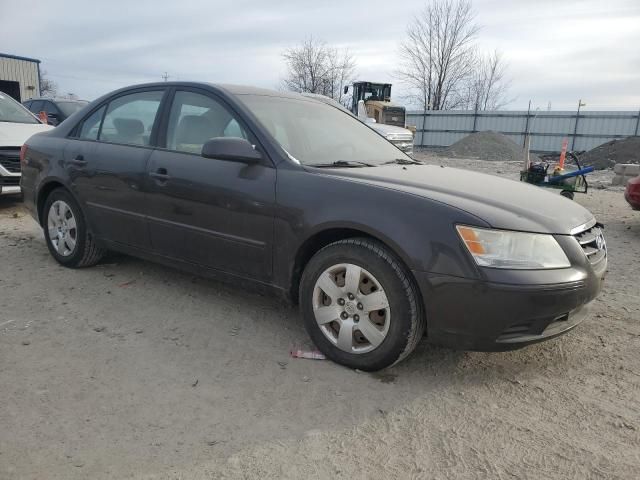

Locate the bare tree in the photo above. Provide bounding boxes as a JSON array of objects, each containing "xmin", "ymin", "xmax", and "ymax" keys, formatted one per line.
[
  {"xmin": 463, "ymin": 50, "xmax": 512, "ymax": 110},
  {"xmin": 396, "ymin": 0, "xmax": 480, "ymax": 110},
  {"xmin": 39, "ymin": 70, "xmax": 58, "ymax": 97},
  {"xmin": 282, "ymin": 37, "xmax": 356, "ymax": 105}
]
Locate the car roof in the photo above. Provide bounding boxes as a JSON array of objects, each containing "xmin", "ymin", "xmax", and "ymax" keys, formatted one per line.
[
  {"xmin": 26, "ymin": 97, "xmax": 89, "ymax": 103},
  {"xmin": 101, "ymin": 81, "xmax": 321, "ymax": 102}
]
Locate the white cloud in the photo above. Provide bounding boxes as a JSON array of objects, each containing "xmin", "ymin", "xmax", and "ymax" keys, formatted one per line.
[{"xmin": 2, "ymin": 0, "xmax": 638, "ymax": 110}]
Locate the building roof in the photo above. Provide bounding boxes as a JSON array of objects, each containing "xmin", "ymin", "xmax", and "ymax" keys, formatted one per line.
[{"xmin": 0, "ymin": 52, "xmax": 41, "ymax": 64}]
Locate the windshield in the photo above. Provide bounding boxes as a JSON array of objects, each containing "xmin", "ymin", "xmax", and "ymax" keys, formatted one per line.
[
  {"xmin": 57, "ymin": 101, "xmax": 88, "ymax": 117},
  {"xmin": 0, "ymin": 93, "xmax": 39, "ymax": 124},
  {"xmin": 238, "ymin": 94, "xmax": 410, "ymax": 166}
]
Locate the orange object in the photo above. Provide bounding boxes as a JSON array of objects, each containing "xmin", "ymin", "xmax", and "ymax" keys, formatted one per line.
[
  {"xmin": 457, "ymin": 226, "xmax": 486, "ymax": 255},
  {"xmin": 38, "ymin": 111, "xmax": 48, "ymax": 124},
  {"xmin": 558, "ymin": 138, "xmax": 568, "ymax": 170}
]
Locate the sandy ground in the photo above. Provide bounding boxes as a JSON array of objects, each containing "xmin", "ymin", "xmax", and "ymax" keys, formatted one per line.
[{"xmin": 1, "ymin": 157, "xmax": 639, "ymax": 479}]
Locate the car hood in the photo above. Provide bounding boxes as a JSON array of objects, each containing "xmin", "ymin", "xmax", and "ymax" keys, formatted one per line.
[
  {"xmin": 317, "ymin": 164, "xmax": 594, "ymax": 235},
  {"xmin": 0, "ymin": 121, "xmax": 52, "ymax": 147}
]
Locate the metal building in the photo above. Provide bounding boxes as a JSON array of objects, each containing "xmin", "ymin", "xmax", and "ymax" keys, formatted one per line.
[{"xmin": 0, "ymin": 53, "xmax": 41, "ymax": 102}]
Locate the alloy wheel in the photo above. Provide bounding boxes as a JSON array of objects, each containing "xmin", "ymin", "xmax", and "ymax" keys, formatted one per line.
[
  {"xmin": 47, "ymin": 200, "xmax": 78, "ymax": 257},
  {"xmin": 312, "ymin": 263, "xmax": 390, "ymax": 354}
]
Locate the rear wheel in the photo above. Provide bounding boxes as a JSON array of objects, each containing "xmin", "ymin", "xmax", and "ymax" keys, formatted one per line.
[
  {"xmin": 43, "ymin": 188, "xmax": 105, "ymax": 267},
  {"xmin": 300, "ymin": 238, "xmax": 425, "ymax": 371}
]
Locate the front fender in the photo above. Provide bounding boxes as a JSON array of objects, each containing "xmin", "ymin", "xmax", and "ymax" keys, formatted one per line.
[{"xmin": 273, "ymin": 168, "xmax": 488, "ymax": 291}]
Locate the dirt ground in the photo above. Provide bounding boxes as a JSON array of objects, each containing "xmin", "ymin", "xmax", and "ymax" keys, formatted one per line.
[{"xmin": 1, "ymin": 157, "xmax": 639, "ymax": 479}]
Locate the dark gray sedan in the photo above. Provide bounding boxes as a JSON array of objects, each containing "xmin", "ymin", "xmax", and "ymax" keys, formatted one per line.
[{"xmin": 20, "ymin": 82, "xmax": 606, "ymax": 370}]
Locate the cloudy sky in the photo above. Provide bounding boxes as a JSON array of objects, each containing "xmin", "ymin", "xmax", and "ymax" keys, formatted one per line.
[{"xmin": 2, "ymin": 0, "xmax": 639, "ymax": 110}]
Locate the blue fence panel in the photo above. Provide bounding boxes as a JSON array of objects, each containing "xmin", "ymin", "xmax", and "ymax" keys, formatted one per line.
[{"xmin": 408, "ymin": 109, "xmax": 640, "ymax": 152}]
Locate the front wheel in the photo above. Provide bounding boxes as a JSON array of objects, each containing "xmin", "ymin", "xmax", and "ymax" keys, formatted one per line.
[
  {"xmin": 299, "ymin": 238, "xmax": 425, "ymax": 371},
  {"xmin": 560, "ymin": 190, "xmax": 575, "ymax": 200},
  {"xmin": 43, "ymin": 188, "xmax": 105, "ymax": 268}
]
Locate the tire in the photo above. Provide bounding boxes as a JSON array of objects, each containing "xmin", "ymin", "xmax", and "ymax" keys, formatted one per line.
[
  {"xmin": 43, "ymin": 188, "xmax": 105, "ymax": 268},
  {"xmin": 560, "ymin": 190, "xmax": 575, "ymax": 200},
  {"xmin": 299, "ymin": 238, "xmax": 425, "ymax": 371}
]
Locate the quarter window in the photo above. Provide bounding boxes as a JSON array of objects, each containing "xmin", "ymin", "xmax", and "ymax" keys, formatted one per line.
[
  {"xmin": 100, "ymin": 91, "xmax": 163, "ymax": 146},
  {"xmin": 166, "ymin": 91, "xmax": 247, "ymax": 154},
  {"xmin": 78, "ymin": 106, "xmax": 106, "ymax": 141}
]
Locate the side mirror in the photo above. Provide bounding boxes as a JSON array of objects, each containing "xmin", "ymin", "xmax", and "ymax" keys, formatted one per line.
[
  {"xmin": 343, "ymin": 86, "xmax": 349, "ymax": 95},
  {"xmin": 201, "ymin": 137, "xmax": 262, "ymax": 164}
]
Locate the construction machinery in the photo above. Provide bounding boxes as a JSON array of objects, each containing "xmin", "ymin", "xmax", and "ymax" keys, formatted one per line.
[{"xmin": 344, "ymin": 82, "xmax": 407, "ymax": 128}]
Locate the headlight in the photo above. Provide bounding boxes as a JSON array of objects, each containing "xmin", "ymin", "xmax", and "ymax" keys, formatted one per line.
[{"xmin": 456, "ymin": 225, "xmax": 570, "ymax": 269}]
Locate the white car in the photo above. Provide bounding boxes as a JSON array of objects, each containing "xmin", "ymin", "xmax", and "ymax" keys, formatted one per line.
[{"xmin": 0, "ymin": 92, "xmax": 52, "ymax": 196}]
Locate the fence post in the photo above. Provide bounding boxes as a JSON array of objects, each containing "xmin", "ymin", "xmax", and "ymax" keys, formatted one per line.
[
  {"xmin": 421, "ymin": 110, "xmax": 427, "ymax": 147},
  {"xmin": 571, "ymin": 99, "xmax": 583, "ymax": 151},
  {"xmin": 523, "ymin": 100, "xmax": 531, "ymax": 147},
  {"xmin": 634, "ymin": 107, "xmax": 640, "ymax": 136},
  {"xmin": 472, "ymin": 103, "xmax": 478, "ymax": 132}
]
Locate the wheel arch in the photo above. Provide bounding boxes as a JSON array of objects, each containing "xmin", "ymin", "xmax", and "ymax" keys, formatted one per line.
[
  {"xmin": 288, "ymin": 223, "xmax": 418, "ymax": 305},
  {"xmin": 36, "ymin": 178, "xmax": 75, "ymax": 226}
]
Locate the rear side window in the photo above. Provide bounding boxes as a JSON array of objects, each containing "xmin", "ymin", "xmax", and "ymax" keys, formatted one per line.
[
  {"xmin": 78, "ymin": 106, "xmax": 106, "ymax": 140},
  {"xmin": 100, "ymin": 91, "xmax": 163, "ymax": 146}
]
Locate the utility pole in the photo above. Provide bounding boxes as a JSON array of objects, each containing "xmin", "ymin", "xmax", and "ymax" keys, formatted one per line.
[
  {"xmin": 523, "ymin": 99, "xmax": 531, "ymax": 148},
  {"xmin": 571, "ymin": 99, "xmax": 586, "ymax": 151},
  {"xmin": 161, "ymin": 72, "xmax": 170, "ymax": 82}
]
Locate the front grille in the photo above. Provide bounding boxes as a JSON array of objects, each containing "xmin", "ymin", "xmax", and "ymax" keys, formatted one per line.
[
  {"xmin": 391, "ymin": 138, "xmax": 414, "ymax": 153},
  {"xmin": 382, "ymin": 108, "xmax": 406, "ymax": 128},
  {"xmin": 573, "ymin": 225, "xmax": 606, "ymax": 266},
  {"xmin": 0, "ymin": 148, "xmax": 21, "ymax": 173},
  {"xmin": 0, "ymin": 176, "xmax": 20, "ymax": 186}
]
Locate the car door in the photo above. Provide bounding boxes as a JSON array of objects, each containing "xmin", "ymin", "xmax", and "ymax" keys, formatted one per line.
[
  {"xmin": 145, "ymin": 88, "xmax": 276, "ymax": 281},
  {"xmin": 64, "ymin": 89, "xmax": 166, "ymax": 249}
]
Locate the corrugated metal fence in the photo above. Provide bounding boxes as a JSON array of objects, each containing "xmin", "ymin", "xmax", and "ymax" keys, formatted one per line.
[{"xmin": 408, "ymin": 109, "xmax": 640, "ymax": 152}]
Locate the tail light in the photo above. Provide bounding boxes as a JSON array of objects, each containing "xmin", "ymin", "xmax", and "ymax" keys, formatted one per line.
[{"xmin": 20, "ymin": 144, "xmax": 27, "ymax": 166}]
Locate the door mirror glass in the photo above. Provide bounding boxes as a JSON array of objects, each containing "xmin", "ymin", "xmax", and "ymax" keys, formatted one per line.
[{"xmin": 201, "ymin": 137, "xmax": 262, "ymax": 164}]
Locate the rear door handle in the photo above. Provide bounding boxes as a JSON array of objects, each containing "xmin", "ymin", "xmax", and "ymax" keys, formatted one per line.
[{"xmin": 67, "ymin": 154, "xmax": 87, "ymax": 167}]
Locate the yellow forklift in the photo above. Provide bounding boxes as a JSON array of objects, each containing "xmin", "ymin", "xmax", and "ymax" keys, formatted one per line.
[{"xmin": 344, "ymin": 82, "xmax": 407, "ymax": 128}]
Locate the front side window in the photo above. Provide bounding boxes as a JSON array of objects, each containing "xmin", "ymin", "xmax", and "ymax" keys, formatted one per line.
[
  {"xmin": 78, "ymin": 106, "xmax": 106, "ymax": 140},
  {"xmin": 100, "ymin": 91, "xmax": 163, "ymax": 146},
  {"xmin": 0, "ymin": 92, "xmax": 39, "ymax": 124},
  {"xmin": 166, "ymin": 91, "xmax": 247, "ymax": 154}
]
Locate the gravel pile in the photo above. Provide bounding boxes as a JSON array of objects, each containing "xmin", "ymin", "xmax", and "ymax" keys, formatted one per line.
[
  {"xmin": 441, "ymin": 130, "xmax": 539, "ymax": 163},
  {"xmin": 579, "ymin": 136, "xmax": 640, "ymax": 170}
]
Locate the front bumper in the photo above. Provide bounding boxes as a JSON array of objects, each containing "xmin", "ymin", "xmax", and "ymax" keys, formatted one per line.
[
  {"xmin": 390, "ymin": 140, "xmax": 413, "ymax": 155},
  {"xmin": 0, "ymin": 175, "xmax": 21, "ymax": 196},
  {"xmin": 624, "ymin": 189, "xmax": 640, "ymax": 210},
  {"xmin": 412, "ymin": 263, "xmax": 606, "ymax": 351}
]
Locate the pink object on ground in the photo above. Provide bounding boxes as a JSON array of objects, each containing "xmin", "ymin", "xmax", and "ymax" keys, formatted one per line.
[{"xmin": 290, "ymin": 348, "xmax": 326, "ymax": 360}]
